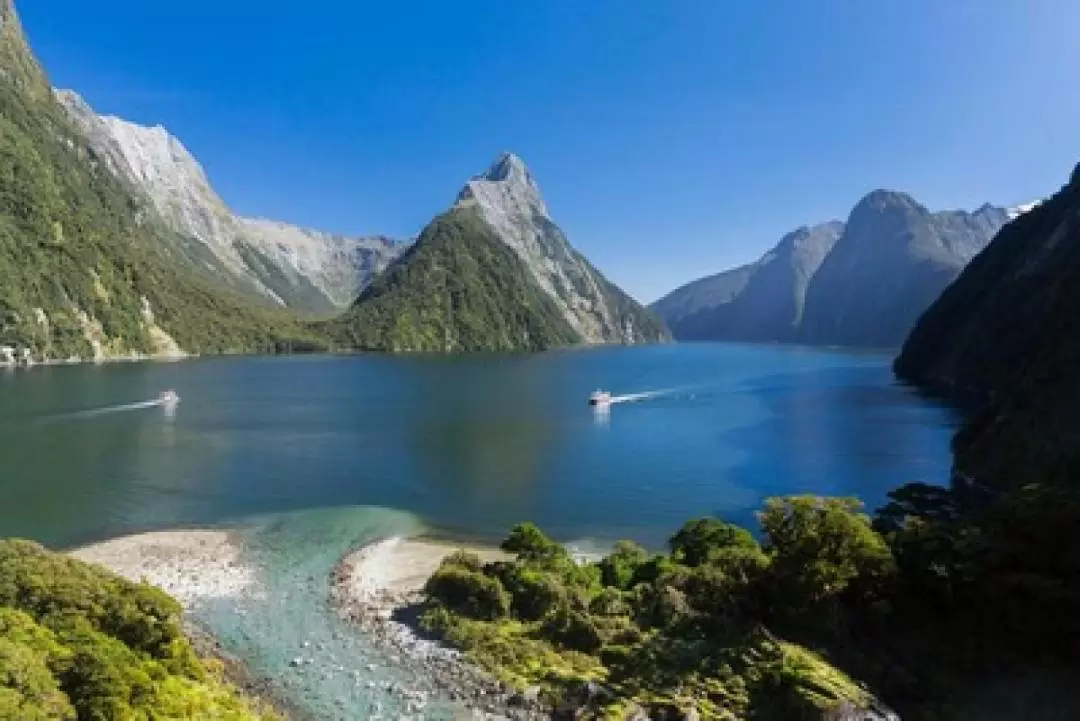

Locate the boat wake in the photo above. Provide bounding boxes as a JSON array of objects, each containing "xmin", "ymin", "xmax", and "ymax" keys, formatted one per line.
[
  {"xmin": 606, "ymin": 387, "xmax": 687, "ymax": 405},
  {"xmin": 70, "ymin": 399, "xmax": 164, "ymax": 418},
  {"xmin": 39, "ymin": 395, "xmax": 177, "ymax": 424}
]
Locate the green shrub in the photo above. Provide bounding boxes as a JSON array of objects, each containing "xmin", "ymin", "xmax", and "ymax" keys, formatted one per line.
[
  {"xmin": 424, "ymin": 564, "xmax": 511, "ymax": 621},
  {"xmin": 0, "ymin": 540, "xmax": 274, "ymax": 720},
  {"xmin": 598, "ymin": 540, "xmax": 648, "ymax": 590}
]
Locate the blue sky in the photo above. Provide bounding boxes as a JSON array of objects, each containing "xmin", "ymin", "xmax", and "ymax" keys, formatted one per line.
[{"xmin": 22, "ymin": 1, "xmax": 1080, "ymax": 302}]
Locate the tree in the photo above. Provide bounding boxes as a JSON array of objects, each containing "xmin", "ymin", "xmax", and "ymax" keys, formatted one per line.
[
  {"xmin": 501, "ymin": 522, "xmax": 563, "ymax": 562},
  {"xmin": 669, "ymin": 518, "xmax": 759, "ymax": 567},
  {"xmin": 758, "ymin": 497, "xmax": 894, "ymax": 622},
  {"xmin": 598, "ymin": 540, "xmax": 648, "ymax": 590}
]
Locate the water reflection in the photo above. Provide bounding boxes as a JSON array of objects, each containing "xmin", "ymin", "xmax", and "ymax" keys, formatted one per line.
[{"xmin": 0, "ymin": 348, "xmax": 956, "ymax": 550}]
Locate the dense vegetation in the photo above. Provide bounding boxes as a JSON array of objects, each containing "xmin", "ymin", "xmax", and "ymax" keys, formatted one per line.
[
  {"xmin": 0, "ymin": 540, "xmax": 276, "ymax": 719},
  {"xmin": 327, "ymin": 207, "xmax": 582, "ymax": 352},
  {"xmin": 0, "ymin": 3, "xmax": 322, "ymax": 360},
  {"xmin": 421, "ymin": 489, "xmax": 1080, "ymax": 720}
]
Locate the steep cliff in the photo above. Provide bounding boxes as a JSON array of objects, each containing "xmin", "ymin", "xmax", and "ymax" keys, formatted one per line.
[
  {"xmin": 0, "ymin": 0, "xmax": 315, "ymax": 360},
  {"xmin": 55, "ymin": 89, "xmax": 402, "ymax": 315},
  {"xmin": 895, "ymin": 165, "xmax": 1080, "ymax": 489}
]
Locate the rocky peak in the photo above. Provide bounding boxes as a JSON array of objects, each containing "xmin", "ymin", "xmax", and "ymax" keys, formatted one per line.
[
  {"xmin": 449, "ymin": 152, "xmax": 663, "ymax": 344},
  {"xmin": 455, "ymin": 151, "xmax": 548, "ymax": 219},
  {"xmin": 849, "ymin": 189, "xmax": 926, "ymax": 222}
]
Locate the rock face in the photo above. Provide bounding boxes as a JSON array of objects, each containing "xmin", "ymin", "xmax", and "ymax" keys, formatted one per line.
[
  {"xmin": 657, "ymin": 222, "xmax": 843, "ymax": 342},
  {"xmin": 455, "ymin": 153, "xmax": 667, "ymax": 345},
  {"xmin": 55, "ymin": 89, "xmax": 402, "ymax": 315},
  {"xmin": 654, "ymin": 193, "xmax": 1012, "ymax": 348},
  {"xmin": 799, "ymin": 193, "xmax": 1009, "ymax": 347},
  {"xmin": 895, "ymin": 164, "xmax": 1080, "ymax": 490},
  {"xmin": 0, "ymin": 0, "xmax": 314, "ymax": 360},
  {"xmin": 333, "ymin": 154, "xmax": 668, "ymax": 352}
]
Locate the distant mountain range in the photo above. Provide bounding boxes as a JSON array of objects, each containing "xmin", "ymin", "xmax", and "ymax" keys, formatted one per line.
[
  {"xmin": 330, "ymin": 153, "xmax": 669, "ymax": 352},
  {"xmin": 652, "ymin": 193, "xmax": 1037, "ymax": 348},
  {"xmin": 55, "ymin": 89, "xmax": 404, "ymax": 316}
]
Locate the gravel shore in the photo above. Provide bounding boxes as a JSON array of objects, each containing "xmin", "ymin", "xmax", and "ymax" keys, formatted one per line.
[
  {"xmin": 71, "ymin": 529, "xmax": 261, "ymax": 605},
  {"xmin": 332, "ymin": 536, "xmax": 550, "ymax": 720}
]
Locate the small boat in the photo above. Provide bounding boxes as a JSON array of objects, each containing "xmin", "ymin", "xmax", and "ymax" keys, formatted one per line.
[
  {"xmin": 588, "ymin": 390, "xmax": 612, "ymax": 407},
  {"xmin": 157, "ymin": 390, "xmax": 180, "ymax": 405}
]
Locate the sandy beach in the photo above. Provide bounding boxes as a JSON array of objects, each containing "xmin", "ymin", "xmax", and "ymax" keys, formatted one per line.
[{"xmin": 71, "ymin": 529, "xmax": 261, "ymax": 606}]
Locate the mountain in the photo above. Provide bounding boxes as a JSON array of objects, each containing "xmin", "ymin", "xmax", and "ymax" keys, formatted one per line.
[
  {"xmin": 655, "ymin": 221, "xmax": 844, "ymax": 342},
  {"xmin": 895, "ymin": 164, "xmax": 1080, "ymax": 491},
  {"xmin": 0, "ymin": 0, "xmax": 317, "ymax": 361},
  {"xmin": 55, "ymin": 89, "xmax": 403, "ymax": 316},
  {"xmin": 653, "ymin": 193, "xmax": 1010, "ymax": 348},
  {"xmin": 331, "ymin": 153, "xmax": 668, "ymax": 352},
  {"xmin": 799, "ymin": 193, "xmax": 1009, "ymax": 347},
  {"xmin": 891, "ymin": 166, "xmax": 1080, "ymax": 715}
]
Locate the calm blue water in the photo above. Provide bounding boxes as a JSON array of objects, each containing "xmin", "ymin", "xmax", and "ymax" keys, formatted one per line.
[
  {"xmin": 0, "ymin": 344, "xmax": 957, "ymax": 549},
  {"xmin": 0, "ymin": 344, "xmax": 958, "ymax": 719}
]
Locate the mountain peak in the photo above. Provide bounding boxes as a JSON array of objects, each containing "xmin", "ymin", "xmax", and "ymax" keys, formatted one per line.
[
  {"xmin": 455, "ymin": 151, "xmax": 547, "ymax": 218},
  {"xmin": 481, "ymin": 152, "xmax": 531, "ymax": 182}
]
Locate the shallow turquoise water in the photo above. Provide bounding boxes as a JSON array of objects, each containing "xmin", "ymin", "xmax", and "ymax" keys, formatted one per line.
[{"xmin": 0, "ymin": 344, "xmax": 959, "ymax": 717}]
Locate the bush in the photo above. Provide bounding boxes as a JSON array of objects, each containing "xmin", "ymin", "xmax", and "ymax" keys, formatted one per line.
[
  {"xmin": 542, "ymin": 606, "xmax": 603, "ymax": 654},
  {"xmin": 759, "ymin": 497, "xmax": 895, "ymax": 610},
  {"xmin": 504, "ymin": 567, "xmax": 566, "ymax": 622},
  {"xmin": 442, "ymin": 550, "xmax": 485, "ymax": 573},
  {"xmin": 598, "ymin": 540, "xmax": 648, "ymax": 589},
  {"xmin": 670, "ymin": 518, "xmax": 759, "ymax": 567},
  {"xmin": 424, "ymin": 565, "xmax": 511, "ymax": 621},
  {"xmin": 501, "ymin": 523, "xmax": 563, "ymax": 562}
]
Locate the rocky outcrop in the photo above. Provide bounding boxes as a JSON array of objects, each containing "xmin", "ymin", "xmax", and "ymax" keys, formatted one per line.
[{"xmin": 55, "ymin": 89, "xmax": 403, "ymax": 314}]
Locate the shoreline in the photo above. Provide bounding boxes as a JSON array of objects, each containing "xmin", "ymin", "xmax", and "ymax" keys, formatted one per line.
[
  {"xmin": 69, "ymin": 530, "xmax": 298, "ymax": 717},
  {"xmin": 331, "ymin": 535, "xmax": 549, "ymax": 719},
  {"xmin": 69, "ymin": 527, "xmax": 549, "ymax": 720}
]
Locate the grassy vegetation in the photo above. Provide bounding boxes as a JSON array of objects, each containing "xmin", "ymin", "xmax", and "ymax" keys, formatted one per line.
[
  {"xmin": 420, "ymin": 489, "xmax": 1079, "ymax": 720},
  {"xmin": 0, "ymin": 5, "xmax": 323, "ymax": 360},
  {"xmin": 327, "ymin": 207, "xmax": 582, "ymax": 352},
  {"xmin": 0, "ymin": 540, "xmax": 277, "ymax": 720}
]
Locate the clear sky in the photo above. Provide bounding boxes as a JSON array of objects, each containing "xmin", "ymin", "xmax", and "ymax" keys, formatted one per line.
[{"xmin": 21, "ymin": 1, "xmax": 1080, "ymax": 302}]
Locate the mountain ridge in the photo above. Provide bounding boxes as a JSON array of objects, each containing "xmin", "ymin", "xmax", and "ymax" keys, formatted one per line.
[
  {"xmin": 0, "ymin": 0, "xmax": 318, "ymax": 361},
  {"xmin": 54, "ymin": 88, "xmax": 404, "ymax": 315},
  {"xmin": 654, "ymin": 190, "xmax": 1017, "ymax": 348}
]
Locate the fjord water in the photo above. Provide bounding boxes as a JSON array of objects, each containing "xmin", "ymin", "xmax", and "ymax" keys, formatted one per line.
[
  {"xmin": 0, "ymin": 344, "xmax": 956, "ymax": 549},
  {"xmin": 0, "ymin": 345, "xmax": 957, "ymax": 718}
]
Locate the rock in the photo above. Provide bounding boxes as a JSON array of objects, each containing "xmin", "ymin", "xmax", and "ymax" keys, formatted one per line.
[{"xmin": 823, "ymin": 701, "xmax": 901, "ymax": 721}]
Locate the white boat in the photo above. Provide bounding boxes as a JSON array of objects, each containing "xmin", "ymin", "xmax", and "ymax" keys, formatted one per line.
[
  {"xmin": 588, "ymin": 390, "xmax": 612, "ymax": 407},
  {"xmin": 158, "ymin": 390, "xmax": 180, "ymax": 405}
]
